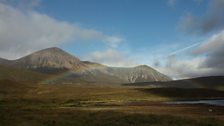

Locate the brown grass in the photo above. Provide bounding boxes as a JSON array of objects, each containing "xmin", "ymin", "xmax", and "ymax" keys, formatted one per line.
[{"xmin": 1, "ymin": 80, "xmax": 224, "ymax": 126}]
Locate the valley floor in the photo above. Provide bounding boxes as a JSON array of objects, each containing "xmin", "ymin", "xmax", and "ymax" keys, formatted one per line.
[{"xmin": 1, "ymin": 81, "xmax": 224, "ymax": 126}]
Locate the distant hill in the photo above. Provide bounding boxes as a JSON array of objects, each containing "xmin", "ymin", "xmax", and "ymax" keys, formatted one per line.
[
  {"xmin": 123, "ymin": 76, "xmax": 224, "ymax": 89},
  {"xmin": 0, "ymin": 47, "xmax": 171, "ymax": 84}
]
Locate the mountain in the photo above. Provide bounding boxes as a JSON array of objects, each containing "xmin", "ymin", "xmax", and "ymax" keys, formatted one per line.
[
  {"xmin": 0, "ymin": 47, "xmax": 171, "ymax": 84},
  {"xmin": 11, "ymin": 47, "xmax": 84, "ymax": 73},
  {"xmin": 107, "ymin": 65, "xmax": 171, "ymax": 83}
]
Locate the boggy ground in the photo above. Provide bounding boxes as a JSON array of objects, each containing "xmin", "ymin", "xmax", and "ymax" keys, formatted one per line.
[{"xmin": 0, "ymin": 80, "xmax": 224, "ymax": 126}]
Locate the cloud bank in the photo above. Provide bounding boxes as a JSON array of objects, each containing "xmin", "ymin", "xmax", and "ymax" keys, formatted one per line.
[
  {"xmin": 178, "ymin": 0, "xmax": 224, "ymax": 34},
  {"xmin": 194, "ymin": 30, "xmax": 224, "ymax": 74},
  {"xmin": 157, "ymin": 30, "xmax": 224, "ymax": 79},
  {"xmin": 0, "ymin": 2, "xmax": 123, "ymax": 59}
]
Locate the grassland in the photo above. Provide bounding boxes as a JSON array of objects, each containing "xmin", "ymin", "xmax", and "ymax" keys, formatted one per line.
[
  {"xmin": 0, "ymin": 65, "xmax": 50, "ymax": 83},
  {"xmin": 1, "ymin": 80, "xmax": 224, "ymax": 126}
]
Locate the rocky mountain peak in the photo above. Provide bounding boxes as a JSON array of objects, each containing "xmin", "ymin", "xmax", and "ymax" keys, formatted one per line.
[{"xmin": 13, "ymin": 47, "xmax": 81, "ymax": 70}]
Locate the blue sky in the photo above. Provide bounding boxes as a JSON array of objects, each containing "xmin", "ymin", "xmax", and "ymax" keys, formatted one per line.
[
  {"xmin": 1, "ymin": 0, "xmax": 224, "ymax": 79},
  {"xmin": 40, "ymin": 0, "xmax": 207, "ymax": 56},
  {"xmin": 38, "ymin": 0, "xmax": 208, "ymax": 64}
]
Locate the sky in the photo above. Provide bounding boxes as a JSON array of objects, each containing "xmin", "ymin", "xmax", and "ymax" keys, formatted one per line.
[{"xmin": 0, "ymin": 0, "xmax": 224, "ymax": 79}]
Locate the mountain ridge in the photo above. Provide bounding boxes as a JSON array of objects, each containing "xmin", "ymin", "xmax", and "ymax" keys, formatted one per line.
[{"xmin": 0, "ymin": 47, "xmax": 172, "ymax": 84}]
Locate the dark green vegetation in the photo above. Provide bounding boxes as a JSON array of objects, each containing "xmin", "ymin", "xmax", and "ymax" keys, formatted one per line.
[
  {"xmin": 1, "ymin": 80, "xmax": 224, "ymax": 126},
  {"xmin": 1, "ymin": 108, "xmax": 224, "ymax": 126},
  {"xmin": 139, "ymin": 88, "xmax": 224, "ymax": 100},
  {"xmin": 124, "ymin": 76, "xmax": 224, "ymax": 89}
]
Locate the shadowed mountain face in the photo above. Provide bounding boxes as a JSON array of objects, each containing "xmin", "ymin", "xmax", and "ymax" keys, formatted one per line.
[{"xmin": 0, "ymin": 47, "xmax": 171, "ymax": 84}]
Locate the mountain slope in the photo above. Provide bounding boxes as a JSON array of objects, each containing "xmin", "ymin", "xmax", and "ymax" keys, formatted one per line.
[
  {"xmin": 0, "ymin": 47, "xmax": 171, "ymax": 84},
  {"xmin": 12, "ymin": 47, "xmax": 82, "ymax": 72},
  {"xmin": 0, "ymin": 65, "xmax": 50, "ymax": 83},
  {"xmin": 107, "ymin": 65, "xmax": 171, "ymax": 83}
]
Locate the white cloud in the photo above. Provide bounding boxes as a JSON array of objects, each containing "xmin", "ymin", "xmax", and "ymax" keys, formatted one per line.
[
  {"xmin": 0, "ymin": 2, "xmax": 123, "ymax": 59},
  {"xmin": 194, "ymin": 30, "xmax": 224, "ymax": 70},
  {"xmin": 156, "ymin": 56, "xmax": 209, "ymax": 79},
  {"xmin": 155, "ymin": 30, "xmax": 224, "ymax": 79},
  {"xmin": 87, "ymin": 49, "xmax": 138, "ymax": 67},
  {"xmin": 0, "ymin": 3, "xmax": 73, "ymax": 59},
  {"xmin": 194, "ymin": 30, "xmax": 224, "ymax": 54}
]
